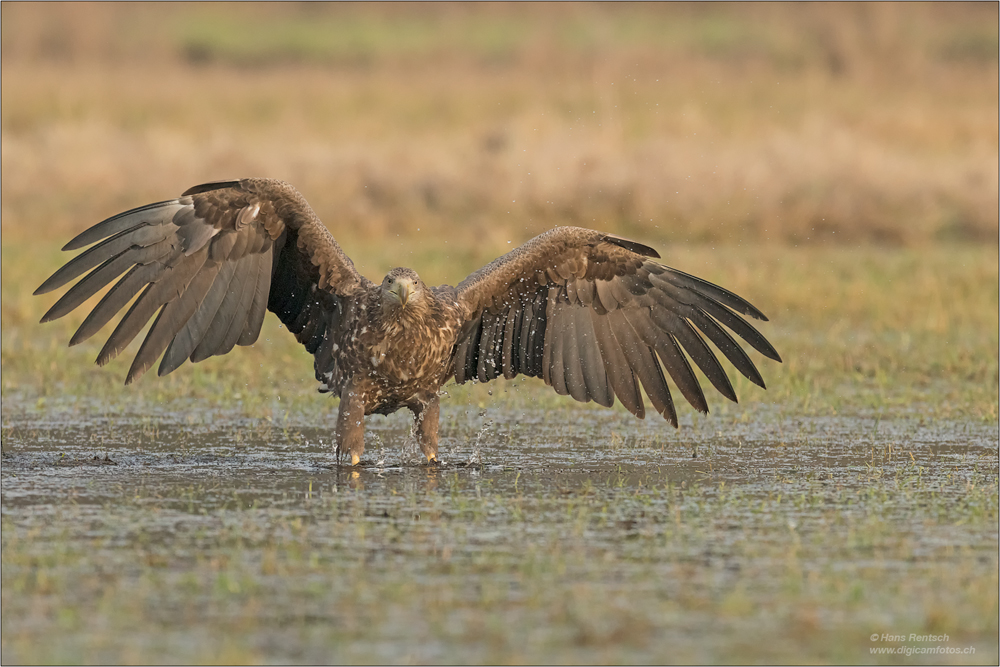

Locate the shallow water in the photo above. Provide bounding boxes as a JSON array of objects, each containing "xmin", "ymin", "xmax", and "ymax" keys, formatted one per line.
[{"xmin": 2, "ymin": 402, "xmax": 997, "ymax": 664}]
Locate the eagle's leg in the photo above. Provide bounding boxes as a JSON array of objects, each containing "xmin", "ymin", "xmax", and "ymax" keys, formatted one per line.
[
  {"xmin": 336, "ymin": 383, "xmax": 366, "ymax": 466},
  {"xmin": 407, "ymin": 391, "xmax": 440, "ymax": 463}
]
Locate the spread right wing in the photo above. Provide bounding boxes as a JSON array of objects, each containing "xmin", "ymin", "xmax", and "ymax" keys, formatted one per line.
[{"xmin": 35, "ymin": 178, "xmax": 367, "ymax": 384}]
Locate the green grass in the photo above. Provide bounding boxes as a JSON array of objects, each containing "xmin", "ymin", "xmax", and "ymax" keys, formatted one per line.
[
  {"xmin": 2, "ymin": 417, "xmax": 997, "ymax": 663},
  {"xmin": 5, "ymin": 242, "xmax": 997, "ymax": 423},
  {"xmin": 4, "ymin": 240, "xmax": 997, "ymax": 662}
]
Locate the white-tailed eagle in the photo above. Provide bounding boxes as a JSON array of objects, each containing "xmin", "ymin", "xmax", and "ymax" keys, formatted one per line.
[{"xmin": 36, "ymin": 178, "xmax": 782, "ymax": 464}]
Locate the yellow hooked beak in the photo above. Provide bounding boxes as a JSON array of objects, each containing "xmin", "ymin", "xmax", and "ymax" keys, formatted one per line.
[{"xmin": 389, "ymin": 279, "xmax": 413, "ymax": 307}]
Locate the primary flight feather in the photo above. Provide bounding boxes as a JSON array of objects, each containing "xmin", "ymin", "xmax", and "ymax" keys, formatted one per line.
[{"xmin": 36, "ymin": 178, "xmax": 782, "ymax": 464}]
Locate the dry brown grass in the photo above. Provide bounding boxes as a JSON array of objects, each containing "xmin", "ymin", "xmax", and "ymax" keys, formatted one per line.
[{"xmin": 2, "ymin": 2, "xmax": 997, "ymax": 248}]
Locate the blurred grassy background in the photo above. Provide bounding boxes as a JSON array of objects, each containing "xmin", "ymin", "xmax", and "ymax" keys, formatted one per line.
[
  {"xmin": 3, "ymin": 2, "xmax": 997, "ymax": 248},
  {"xmin": 2, "ymin": 2, "xmax": 997, "ymax": 417}
]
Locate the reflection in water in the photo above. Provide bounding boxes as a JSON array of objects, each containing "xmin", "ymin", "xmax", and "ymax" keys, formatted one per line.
[
  {"xmin": 3, "ymin": 406, "xmax": 996, "ymax": 512},
  {"xmin": 423, "ymin": 466, "xmax": 440, "ymax": 493}
]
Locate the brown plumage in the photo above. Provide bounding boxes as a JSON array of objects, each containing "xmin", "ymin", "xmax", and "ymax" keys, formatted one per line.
[{"xmin": 36, "ymin": 178, "xmax": 782, "ymax": 464}]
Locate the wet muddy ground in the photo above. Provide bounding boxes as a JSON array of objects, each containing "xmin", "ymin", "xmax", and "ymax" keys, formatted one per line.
[{"xmin": 2, "ymin": 400, "xmax": 997, "ymax": 664}]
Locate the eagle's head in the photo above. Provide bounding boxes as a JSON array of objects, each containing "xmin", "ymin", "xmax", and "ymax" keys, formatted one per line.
[{"xmin": 380, "ymin": 267, "xmax": 428, "ymax": 318}]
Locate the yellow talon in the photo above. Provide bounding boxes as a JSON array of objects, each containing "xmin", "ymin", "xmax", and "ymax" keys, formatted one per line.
[{"xmin": 351, "ymin": 453, "xmax": 360, "ymax": 465}]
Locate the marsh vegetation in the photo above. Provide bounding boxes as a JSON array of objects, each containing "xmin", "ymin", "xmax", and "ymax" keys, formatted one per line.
[{"xmin": 2, "ymin": 3, "xmax": 997, "ymax": 664}]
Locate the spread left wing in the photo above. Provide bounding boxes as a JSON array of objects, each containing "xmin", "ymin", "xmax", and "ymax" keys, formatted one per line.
[{"xmin": 453, "ymin": 226, "xmax": 781, "ymax": 424}]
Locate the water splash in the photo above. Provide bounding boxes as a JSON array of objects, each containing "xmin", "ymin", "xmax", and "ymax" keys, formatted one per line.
[
  {"xmin": 400, "ymin": 425, "xmax": 423, "ymax": 464},
  {"xmin": 371, "ymin": 433, "xmax": 387, "ymax": 468},
  {"xmin": 468, "ymin": 419, "xmax": 494, "ymax": 467}
]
